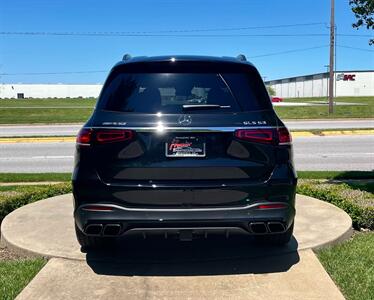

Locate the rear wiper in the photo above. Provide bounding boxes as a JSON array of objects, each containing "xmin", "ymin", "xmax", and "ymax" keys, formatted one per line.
[{"xmin": 182, "ymin": 104, "xmax": 231, "ymax": 111}]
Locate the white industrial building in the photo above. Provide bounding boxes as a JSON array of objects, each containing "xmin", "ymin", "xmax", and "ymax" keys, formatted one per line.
[
  {"xmin": 0, "ymin": 84, "xmax": 103, "ymax": 99},
  {"xmin": 0, "ymin": 70, "xmax": 373, "ymax": 99},
  {"xmin": 265, "ymin": 70, "xmax": 374, "ymax": 98}
]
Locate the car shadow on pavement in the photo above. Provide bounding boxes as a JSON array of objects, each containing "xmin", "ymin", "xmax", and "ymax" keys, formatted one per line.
[{"xmin": 85, "ymin": 235, "xmax": 300, "ymax": 276}]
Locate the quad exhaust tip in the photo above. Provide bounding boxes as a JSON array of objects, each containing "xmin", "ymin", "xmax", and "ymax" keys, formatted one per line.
[
  {"xmin": 85, "ymin": 224, "xmax": 103, "ymax": 236},
  {"xmin": 84, "ymin": 223, "xmax": 122, "ymax": 236},
  {"xmin": 249, "ymin": 222, "xmax": 286, "ymax": 234},
  {"xmin": 267, "ymin": 222, "xmax": 286, "ymax": 233},
  {"xmin": 249, "ymin": 222, "xmax": 268, "ymax": 234},
  {"xmin": 103, "ymin": 224, "xmax": 122, "ymax": 236}
]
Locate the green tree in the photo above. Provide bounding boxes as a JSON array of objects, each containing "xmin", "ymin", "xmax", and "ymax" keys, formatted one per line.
[
  {"xmin": 266, "ymin": 85, "xmax": 275, "ymax": 96},
  {"xmin": 349, "ymin": 0, "xmax": 374, "ymax": 45}
]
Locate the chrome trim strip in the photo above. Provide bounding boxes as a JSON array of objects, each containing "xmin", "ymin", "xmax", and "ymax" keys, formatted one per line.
[
  {"xmin": 79, "ymin": 202, "xmax": 287, "ymax": 212},
  {"xmin": 87, "ymin": 126, "xmax": 277, "ymax": 133}
]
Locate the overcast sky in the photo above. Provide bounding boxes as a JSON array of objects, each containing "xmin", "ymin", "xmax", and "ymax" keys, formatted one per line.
[{"xmin": 0, "ymin": 0, "xmax": 373, "ymax": 84}]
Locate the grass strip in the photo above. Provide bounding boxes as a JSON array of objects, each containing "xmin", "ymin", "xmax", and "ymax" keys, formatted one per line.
[
  {"xmin": 0, "ymin": 258, "xmax": 46, "ymax": 300},
  {"xmin": 317, "ymin": 232, "xmax": 374, "ymax": 300},
  {"xmin": 0, "ymin": 173, "xmax": 71, "ymax": 183}
]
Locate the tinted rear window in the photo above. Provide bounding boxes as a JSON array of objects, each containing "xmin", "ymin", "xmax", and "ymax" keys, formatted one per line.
[{"xmin": 98, "ymin": 64, "xmax": 271, "ymax": 113}]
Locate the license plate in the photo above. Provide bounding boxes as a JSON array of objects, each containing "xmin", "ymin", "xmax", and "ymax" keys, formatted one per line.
[{"xmin": 166, "ymin": 136, "xmax": 206, "ymax": 157}]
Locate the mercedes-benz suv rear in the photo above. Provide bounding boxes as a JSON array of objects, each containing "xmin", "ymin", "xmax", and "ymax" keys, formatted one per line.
[{"xmin": 73, "ymin": 55, "xmax": 297, "ymax": 248}]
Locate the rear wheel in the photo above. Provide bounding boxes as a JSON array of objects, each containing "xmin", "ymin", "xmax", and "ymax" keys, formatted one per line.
[
  {"xmin": 254, "ymin": 222, "xmax": 294, "ymax": 245},
  {"xmin": 75, "ymin": 224, "xmax": 116, "ymax": 249}
]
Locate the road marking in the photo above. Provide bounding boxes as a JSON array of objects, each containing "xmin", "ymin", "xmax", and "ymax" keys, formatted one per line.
[
  {"xmin": 0, "ymin": 156, "xmax": 74, "ymax": 161},
  {"xmin": 0, "ymin": 137, "xmax": 76, "ymax": 143}
]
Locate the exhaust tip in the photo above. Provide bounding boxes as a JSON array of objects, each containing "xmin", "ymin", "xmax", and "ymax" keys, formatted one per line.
[
  {"xmin": 249, "ymin": 222, "xmax": 267, "ymax": 234},
  {"xmin": 103, "ymin": 224, "xmax": 121, "ymax": 236},
  {"xmin": 85, "ymin": 224, "xmax": 103, "ymax": 236},
  {"xmin": 267, "ymin": 222, "xmax": 286, "ymax": 233}
]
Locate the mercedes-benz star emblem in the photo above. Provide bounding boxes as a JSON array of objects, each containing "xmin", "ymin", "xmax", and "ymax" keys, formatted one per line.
[{"xmin": 178, "ymin": 115, "xmax": 192, "ymax": 126}]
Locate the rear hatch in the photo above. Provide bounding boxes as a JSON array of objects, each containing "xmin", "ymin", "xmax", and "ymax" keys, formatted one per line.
[
  {"xmin": 79, "ymin": 60, "xmax": 285, "ymax": 207},
  {"xmin": 89, "ymin": 111, "xmax": 279, "ymax": 183}
]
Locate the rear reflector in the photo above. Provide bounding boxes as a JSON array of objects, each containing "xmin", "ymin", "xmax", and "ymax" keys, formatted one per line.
[
  {"xmin": 96, "ymin": 129, "xmax": 133, "ymax": 144},
  {"xmin": 257, "ymin": 203, "xmax": 287, "ymax": 209},
  {"xmin": 82, "ymin": 205, "xmax": 114, "ymax": 211}
]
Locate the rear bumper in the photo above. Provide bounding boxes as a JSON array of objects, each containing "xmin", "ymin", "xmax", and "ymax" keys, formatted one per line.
[
  {"xmin": 74, "ymin": 201, "xmax": 295, "ymax": 236},
  {"xmin": 73, "ymin": 163, "xmax": 297, "ymax": 236}
]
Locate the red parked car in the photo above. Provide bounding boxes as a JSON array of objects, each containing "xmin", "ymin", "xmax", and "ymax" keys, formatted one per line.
[{"xmin": 271, "ymin": 97, "xmax": 283, "ymax": 103}]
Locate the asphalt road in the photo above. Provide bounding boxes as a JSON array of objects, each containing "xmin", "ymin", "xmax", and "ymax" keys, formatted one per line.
[
  {"xmin": 0, "ymin": 135, "xmax": 372, "ymax": 172},
  {"xmin": 0, "ymin": 119, "xmax": 373, "ymax": 137}
]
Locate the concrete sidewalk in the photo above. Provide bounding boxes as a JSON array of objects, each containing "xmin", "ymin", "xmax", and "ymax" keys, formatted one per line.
[
  {"xmin": 1, "ymin": 194, "xmax": 351, "ymax": 299},
  {"xmin": 16, "ymin": 250, "xmax": 344, "ymax": 300}
]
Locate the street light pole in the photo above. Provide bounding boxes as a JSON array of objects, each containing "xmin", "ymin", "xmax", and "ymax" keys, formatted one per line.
[{"xmin": 329, "ymin": 0, "xmax": 335, "ymax": 114}]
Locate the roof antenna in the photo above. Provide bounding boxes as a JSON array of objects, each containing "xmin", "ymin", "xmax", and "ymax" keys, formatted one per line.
[
  {"xmin": 236, "ymin": 54, "xmax": 247, "ymax": 62},
  {"xmin": 122, "ymin": 54, "xmax": 132, "ymax": 61}
]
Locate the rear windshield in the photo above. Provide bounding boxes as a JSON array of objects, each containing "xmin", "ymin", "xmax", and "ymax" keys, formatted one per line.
[{"xmin": 98, "ymin": 66, "xmax": 271, "ymax": 113}]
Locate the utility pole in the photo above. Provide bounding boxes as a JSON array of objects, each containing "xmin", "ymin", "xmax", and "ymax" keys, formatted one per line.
[{"xmin": 329, "ymin": 0, "xmax": 335, "ymax": 114}]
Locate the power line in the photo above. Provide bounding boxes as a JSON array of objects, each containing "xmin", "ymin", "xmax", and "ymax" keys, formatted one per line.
[
  {"xmin": 0, "ymin": 22, "xmax": 327, "ymax": 36},
  {"xmin": 0, "ymin": 45, "xmax": 329, "ymax": 76},
  {"xmin": 0, "ymin": 44, "xmax": 370, "ymax": 76},
  {"xmin": 337, "ymin": 45, "xmax": 374, "ymax": 52},
  {"xmin": 118, "ymin": 22, "xmax": 328, "ymax": 33},
  {"xmin": 249, "ymin": 45, "xmax": 328, "ymax": 58},
  {"xmin": 1, "ymin": 31, "xmax": 328, "ymax": 37},
  {"xmin": 0, "ymin": 31, "xmax": 371, "ymax": 38}
]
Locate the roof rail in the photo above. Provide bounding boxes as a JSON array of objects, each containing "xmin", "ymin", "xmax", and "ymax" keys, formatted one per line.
[
  {"xmin": 122, "ymin": 54, "xmax": 132, "ymax": 61},
  {"xmin": 236, "ymin": 54, "xmax": 247, "ymax": 62}
]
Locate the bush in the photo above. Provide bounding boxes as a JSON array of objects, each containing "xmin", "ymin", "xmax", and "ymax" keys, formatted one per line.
[
  {"xmin": 0, "ymin": 183, "xmax": 72, "ymax": 223},
  {"xmin": 297, "ymin": 180, "xmax": 374, "ymax": 230}
]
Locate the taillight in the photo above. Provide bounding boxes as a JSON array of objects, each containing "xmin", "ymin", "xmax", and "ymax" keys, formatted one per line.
[
  {"xmin": 235, "ymin": 129, "xmax": 274, "ymax": 144},
  {"xmin": 76, "ymin": 128, "xmax": 92, "ymax": 145},
  {"xmin": 234, "ymin": 128, "xmax": 292, "ymax": 145},
  {"xmin": 277, "ymin": 127, "xmax": 292, "ymax": 145},
  {"xmin": 76, "ymin": 128, "xmax": 134, "ymax": 145},
  {"xmin": 96, "ymin": 129, "xmax": 133, "ymax": 144}
]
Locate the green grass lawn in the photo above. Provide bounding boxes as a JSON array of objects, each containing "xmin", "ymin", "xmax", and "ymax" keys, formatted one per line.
[
  {"xmin": 317, "ymin": 232, "xmax": 374, "ymax": 300},
  {"xmin": 0, "ymin": 173, "xmax": 72, "ymax": 182},
  {"xmin": 0, "ymin": 96, "xmax": 373, "ymax": 124},
  {"xmin": 0, "ymin": 98, "xmax": 96, "ymax": 124},
  {"xmin": 297, "ymin": 171, "xmax": 374, "ymax": 180},
  {"xmin": 275, "ymin": 96, "xmax": 374, "ymax": 119},
  {"xmin": 0, "ymin": 258, "xmax": 46, "ymax": 300}
]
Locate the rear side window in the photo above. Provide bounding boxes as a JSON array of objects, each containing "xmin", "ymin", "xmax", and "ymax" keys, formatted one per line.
[{"xmin": 98, "ymin": 66, "xmax": 271, "ymax": 113}]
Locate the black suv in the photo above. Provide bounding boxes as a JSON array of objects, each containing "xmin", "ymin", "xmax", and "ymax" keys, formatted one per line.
[{"xmin": 73, "ymin": 55, "xmax": 297, "ymax": 248}]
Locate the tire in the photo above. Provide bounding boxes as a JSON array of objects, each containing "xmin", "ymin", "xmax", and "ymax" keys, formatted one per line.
[
  {"xmin": 74, "ymin": 224, "xmax": 116, "ymax": 249},
  {"xmin": 254, "ymin": 222, "xmax": 294, "ymax": 245}
]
